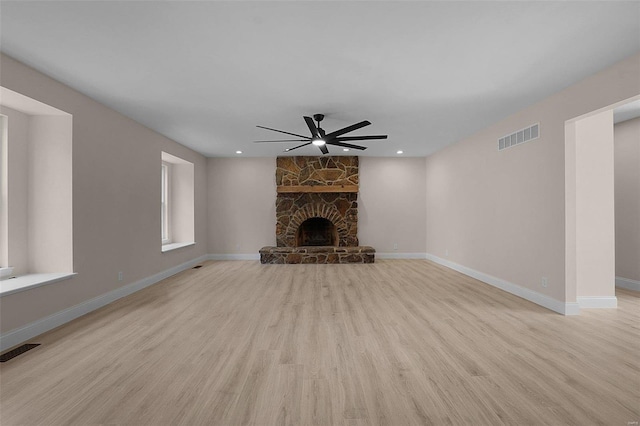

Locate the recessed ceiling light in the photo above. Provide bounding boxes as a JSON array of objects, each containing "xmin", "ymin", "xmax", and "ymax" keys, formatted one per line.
[
  {"xmin": 396, "ymin": 150, "xmax": 403, "ymax": 154},
  {"xmin": 312, "ymin": 139, "xmax": 326, "ymax": 146},
  {"xmin": 235, "ymin": 150, "xmax": 242, "ymax": 154},
  {"xmin": 343, "ymin": 148, "xmax": 350, "ymax": 152}
]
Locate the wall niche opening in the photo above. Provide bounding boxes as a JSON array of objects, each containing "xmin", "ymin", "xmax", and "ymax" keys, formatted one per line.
[{"xmin": 296, "ymin": 217, "xmax": 338, "ymax": 247}]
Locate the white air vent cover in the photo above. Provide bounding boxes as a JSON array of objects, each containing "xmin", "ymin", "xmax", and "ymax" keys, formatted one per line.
[{"xmin": 498, "ymin": 123, "xmax": 539, "ymax": 151}]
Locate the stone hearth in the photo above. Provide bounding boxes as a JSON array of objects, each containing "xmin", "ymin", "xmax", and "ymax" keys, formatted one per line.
[
  {"xmin": 259, "ymin": 246, "xmax": 375, "ymax": 264},
  {"xmin": 260, "ymin": 156, "xmax": 375, "ymax": 264}
]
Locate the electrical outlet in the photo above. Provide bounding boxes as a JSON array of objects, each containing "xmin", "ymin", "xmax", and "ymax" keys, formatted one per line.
[
  {"xmin": 541, "ymin": 277, "xmax": 548, "ymax": 288},
  {"xmin": 393, "ymin": 243, "xmax": 398, "ymax": 250},
  {"xmin": 445, "ymin": 248, "xmax": 449, "ymax": 256},
  {"xmin": 118, "ymin": 271, "xmax": 123, "ymax": 282}
]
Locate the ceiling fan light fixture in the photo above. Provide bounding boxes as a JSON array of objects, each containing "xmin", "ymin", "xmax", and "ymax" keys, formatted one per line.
[{"xmin": 312, "ymin": 139, "xmax": 326, "ymax": 146}]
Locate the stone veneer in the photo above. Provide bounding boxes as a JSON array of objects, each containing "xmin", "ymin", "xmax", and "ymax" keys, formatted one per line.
[
  {"xmin": 276, "ymin": 156, "xmax": 359, "ymax": 187},
  {"xmin": 261, "ymin": 156, "xmax": 375, "ymax": 264},
  {"xmin": 276, "ymin": 192, "xmax": 358, "ymax": 247},
  {"xmin": 276, "ymin": 156, "xmax": 359, "ymax": 247},
  {"xmin": 259, "ymin": 246, "xmax": 375, "ymax": 264}
]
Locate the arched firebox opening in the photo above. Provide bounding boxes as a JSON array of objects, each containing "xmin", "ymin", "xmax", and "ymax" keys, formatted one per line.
[{"xmin": 296, "ymin": 217, "xmax": 338, "ymax": 247}]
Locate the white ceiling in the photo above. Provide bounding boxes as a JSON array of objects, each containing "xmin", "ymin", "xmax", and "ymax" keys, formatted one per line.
[{"xmin": 1, "ymin": 1, "xmax": 639, "ymax": 157}]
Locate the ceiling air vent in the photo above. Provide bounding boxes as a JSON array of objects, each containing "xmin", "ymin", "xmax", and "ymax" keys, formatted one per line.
[{"xmin": 498, "ymin": 123, "xmax": 539, "ymax": 151}]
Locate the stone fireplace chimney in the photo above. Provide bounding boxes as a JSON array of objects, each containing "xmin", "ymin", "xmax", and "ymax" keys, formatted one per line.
[{"xmin": 260, "ymin": 156, "xmax": 375, "ymax": 264}]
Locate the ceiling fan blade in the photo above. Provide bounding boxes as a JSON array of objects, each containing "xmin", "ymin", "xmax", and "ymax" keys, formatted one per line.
[
  {"xmin": 325, "ymin": 120, "xmax": 371, "ymax": 139},
  {"xmin": 253, "ymin": 139, "xmax": 310, "ymax": 143},
  {"xmin": 284, "ymin": 142, "xmax": 312, "ymax": 152},
  {"xmin": 318, "ymin": 144, "xmax": 329, "ymax": 155},
  {"xmin": 256, "ymin": 125, "xmax": 309, "ymax": 139},
  {"xmin": 303, "ymin": 116, "xmax": 320, "ymax": 138},
  {"xmin": 334, "ymin": 135, "xmax": 387, "ymax": 141},
  {"xmin": 327, "ymin": 141, "xmax": 367, "ymax": 150}
]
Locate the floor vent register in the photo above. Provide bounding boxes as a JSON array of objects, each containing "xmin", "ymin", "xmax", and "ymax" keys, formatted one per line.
[{"xmin": 0, "ymin": 344, "xmax": 40, "ymax": 362}]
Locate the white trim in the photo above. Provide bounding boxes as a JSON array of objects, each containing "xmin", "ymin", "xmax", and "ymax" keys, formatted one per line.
[
  {"xmin": 425, "ymin": 253, "xmax": 578, "ymax": 315},
  {"xmin": 615, "ymin": 276, "xmax": 640, "ymax": 292},
  {"xmin": 564, "ymin": 303, "xmax": 581, "ymax": 316},
  {"xmin": 209, "ymin": 253, "xmax": 260, "ymax": 261},
  {"xmin": 0, "ymin": 266, "xmax": 14, "ymax": 280},
  {"xmin": 577, "ymin": 296, "xmax": 618, "ymax": 309},
  {"xmin": 0, "ymin": 255, "xmax": 209, "ymax": 352},
  {"xmin": 0, "ymin": 272, "xmax": 76, "ymax": 297},
  {"xmin": 161, "ymin": 241, "xmax": 195, "ymax": 252},
  {"xmin": 161, "ymin": 151, "xmax": 192, "ymax": 165},
  {"xmin": 376, "ymin": 252, "xmax": 427, "ymax": 259}
]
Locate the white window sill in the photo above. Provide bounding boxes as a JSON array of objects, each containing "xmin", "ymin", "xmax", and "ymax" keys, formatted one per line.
[
  {"xmin": 162, "ymin": 242, "xmax": 196, "ymax": 253},
  {"xmin": 0, "ymin": 272, "xmax": 77, "ymax": 297}
]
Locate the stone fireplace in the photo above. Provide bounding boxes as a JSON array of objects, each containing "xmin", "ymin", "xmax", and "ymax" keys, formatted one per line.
[
  {"xmin": 260, "ymin": 156, "xmax": 375, "ymax": 264},
  {"xmin": 276, "ymin": 191, "xmax": 358, "ymax": 247}
]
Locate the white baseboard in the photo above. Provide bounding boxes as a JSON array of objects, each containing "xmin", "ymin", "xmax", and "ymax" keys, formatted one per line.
[
  {"xmin": 577, "ymin": 296, "xmax": 618, "ymax": 309},
  {"xmin": 425, "ymin": 253, "xmax": 579, "ymax": 315},
  {"xmin": 615, "ymin": 276, "xmax": 640, "ymax": 292},
  {"xmin": 564, "ymin": 303, "xmax": 581, "ymax": 316},
  {"xmin": 0, "ymin": 254, "xmax": 210, "ymax": 352},
  {"xmin": 376, "ymin": 252, "xmax": 427, "ymax": 259},
  {"xmin": 209, "ymin": 253, "xmax": 260, "ymax": 261}
]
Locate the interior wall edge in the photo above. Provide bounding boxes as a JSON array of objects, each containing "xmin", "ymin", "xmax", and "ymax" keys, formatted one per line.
[
  {"xmin": 615, "ymin": 276, "xmax": 640, "ymax": 292},
  {"xmin": 425, "ymin": 253, "xmax": 580, "ymax": 315}
]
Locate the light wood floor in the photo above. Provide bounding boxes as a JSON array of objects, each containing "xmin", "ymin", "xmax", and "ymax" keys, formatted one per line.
[{"xmin": 1, "ymin": 260, "xmax": 638, "ymax": 425}]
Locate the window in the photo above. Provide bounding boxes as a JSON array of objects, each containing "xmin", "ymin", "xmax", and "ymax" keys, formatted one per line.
[
  {"xmin": 161, "ymin": 152, "xmax": 195, "ymax": 252},
  {"xmin": 161, "ymin": 162, "xmax": 170, "ymax": 244},
  {"xmin": 0, "ymin": 87, "xmax": 74, "ymax": 295},
  {"xmin": 0, "ymin": 114, "xmax": 7, "ymax": 274}
]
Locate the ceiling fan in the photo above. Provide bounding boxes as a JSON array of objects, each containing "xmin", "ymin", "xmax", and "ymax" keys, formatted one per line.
[{"xmin": 253, "ymin": 114, "xmax": 387, "ymax": 154}]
